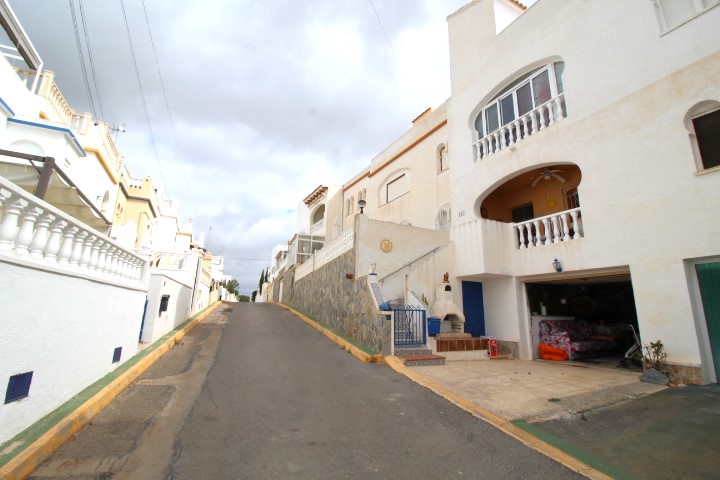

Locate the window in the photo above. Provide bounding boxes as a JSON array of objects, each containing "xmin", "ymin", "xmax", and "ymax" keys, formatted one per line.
[
  {"xmin": 386, "ymin": 174, "xmax": 408, "ymax": 203},
  {"xmin": 435, "ymin": 204, "xmax": 452, "ymax": 232},
  {"xmin": 511, "ymin": 203, "xmax": 535, "ymax": 223},
  {"xmin": 475, "ymin": 63, "xmax": 564, "ymax": 141},
  {"xmin": 685, "ymin": 102, "xmax": 720, "ymax": 171},
  {"xmin": 112, "ymin": 347, "xmax": 122, "ymax": 363},
  {"xmin": 473, "ymin": 62, "xmax": 566, "ymax": 160},
  {"xmin": 562, "ymin": 186, "xmax": 581, "ymax": 210},
  {"xmin": 654, "ymin": 0, "xmax": 719, "ymax": 31},
  {"xmin": 437, "ymin": 144, "xmax": 449, "ymax": 173},
  {"xmin": 159, "ymin": 294, "xmax": 170, "ymax": 314},
  {"xmin": 693, "ymin": 109, "xmax": 720, "ymax": 170}
]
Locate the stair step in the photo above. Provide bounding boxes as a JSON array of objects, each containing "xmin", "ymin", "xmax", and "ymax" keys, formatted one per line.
[
  {"xmin": 395, "ymin": 347, "xmax": 433, "ymax": 356},
  {"xmin": 399, "ymin": 354, "xmax": 446, "ymax": 367}
]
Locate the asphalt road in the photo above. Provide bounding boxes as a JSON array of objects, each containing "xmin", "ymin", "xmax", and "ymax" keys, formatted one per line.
[{"xmin": 30, "ymin": 303, "xmax": 582, "ymax": 479}]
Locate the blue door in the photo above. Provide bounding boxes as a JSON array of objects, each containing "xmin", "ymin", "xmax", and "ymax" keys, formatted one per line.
[{"xmin": 462, "ymin": 281, "xmax": 485, "ymax": 337}]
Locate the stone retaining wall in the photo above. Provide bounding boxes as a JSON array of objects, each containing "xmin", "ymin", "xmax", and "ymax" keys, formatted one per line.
[{"xmin": 277, "ymin": 250, "xmax": 390, "ymax": 355}]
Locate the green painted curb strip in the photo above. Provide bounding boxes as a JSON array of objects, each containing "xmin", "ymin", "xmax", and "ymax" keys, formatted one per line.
[
  {"xmin": 512, "ymin": 420, "xmax": 640, "ymax": 480},
  {"xmin": 279, "ymin": 303, "xmax": 380, "ymax": 357},
  {"xmin": 0, "ymin": 301, "xmax": 222, "ymax": 478}
]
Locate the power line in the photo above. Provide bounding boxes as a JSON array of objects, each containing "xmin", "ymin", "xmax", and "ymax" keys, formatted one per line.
[
  {"xmin": 141, "ymin": 0, "xmax": 194, "ymax": 215},
  {"xmin": 366, "ymin": 0, "xmax": 442, "ymax": 150},
  {"xmin": 119, "ymin": 0, "xmax": 170, "ymax": 196},
  {"xmin": 77, "ymin": 0, "xmax": 105, "ymax": 121},
  {"xmin": 68, "ymin": 0, "xmax": 97, "ymax": 118}
]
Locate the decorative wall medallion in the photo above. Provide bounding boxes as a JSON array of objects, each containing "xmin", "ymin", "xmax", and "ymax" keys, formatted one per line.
[
  {"xmin": 380, "ymin": 239, "xmax": 393, "ymax": 252},
  {"xmin": 546, "ymin": 198, "xmax": 556, "ymax": 208}
]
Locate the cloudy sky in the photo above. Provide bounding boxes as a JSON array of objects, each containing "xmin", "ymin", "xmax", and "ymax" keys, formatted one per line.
[{"xmin": 8, "ymin": 0, "xmax": 520, "ymax": 294}]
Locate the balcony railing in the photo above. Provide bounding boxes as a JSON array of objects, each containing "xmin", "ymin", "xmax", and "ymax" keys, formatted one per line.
[
  {"xmin": 309, "ymin": 218, "xmax": 324, "ymax": 234},
  {"xmin": 149, "ymin": 252, "xmax": 191, "ymax": 270},
  {"xmin": 513, "ymin": 207, "xmax": 583, "ymax": 249},
  {"xmin": 295, "ymin": 225, "xmax": 354, "ymax": 282},
  {"xmin": 473, "ymin": 93, "xmax": 566, "ymax": 161},
  {"xmin": 0, "ymin": 176, "xmax": 147, "ymax": 284}
]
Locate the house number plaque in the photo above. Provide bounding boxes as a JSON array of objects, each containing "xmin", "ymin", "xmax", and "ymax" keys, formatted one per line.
[{"xmin": 380, "ymin": 239, "xmax": 393, "ymax": 252}]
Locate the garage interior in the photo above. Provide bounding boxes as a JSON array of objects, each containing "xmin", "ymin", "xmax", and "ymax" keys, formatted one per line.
[{"xmin": 526, "ymin": 274, "xmax": 642, "ymax": 370}]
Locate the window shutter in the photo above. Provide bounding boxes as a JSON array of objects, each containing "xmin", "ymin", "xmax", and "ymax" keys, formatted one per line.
[{"xmin": 658, "ymin": 0, "xmax": 696, "ymax": 28}]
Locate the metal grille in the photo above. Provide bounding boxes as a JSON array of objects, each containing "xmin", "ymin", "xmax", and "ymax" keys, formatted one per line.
[
  {"xmin": 5, "ymin": 371, "xmax": 33, "ymax": 404},
  {"xmin": 393, "ymin": 306, "xmax": 427, "ymax": 347}
]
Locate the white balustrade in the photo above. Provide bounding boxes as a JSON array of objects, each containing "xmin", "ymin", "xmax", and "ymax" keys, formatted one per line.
[
  {"xmin": 473, "ymin": 93, "xmax": 566, "ymax": 161},
  {"xmin": 0, "ymin": 177, "xmax": 147, "ymax": 283},
  {"xmin": 309, "ymin": 218, "xmax": 325, "ymax": 234},
  {"xmin": 513, "ymin": 207, "xmax": 583, "ymax": 249},
  {"xmin": 294, "ymin": 225, "xmax": 355, "ymax": 282}
]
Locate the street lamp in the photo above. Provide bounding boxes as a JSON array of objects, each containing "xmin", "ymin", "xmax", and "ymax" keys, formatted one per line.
[{"xmin": 358, "ymin": 199, "xmax": 366, "ymax": 214}]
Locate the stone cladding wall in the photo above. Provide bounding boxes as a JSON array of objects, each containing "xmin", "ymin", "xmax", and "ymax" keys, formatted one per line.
[{"xmin": 280, "ymin": 250, "xmax": 390, "ymax": 355}]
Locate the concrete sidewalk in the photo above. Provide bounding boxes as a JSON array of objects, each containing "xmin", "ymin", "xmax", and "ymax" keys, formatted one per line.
[{"xmin": 405, "ymin": 359, "xmax": 720, "ymax": 480}]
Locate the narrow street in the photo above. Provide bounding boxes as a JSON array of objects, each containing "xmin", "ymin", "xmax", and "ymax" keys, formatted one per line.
[{"xmin": 30, "ymin": 303, "xmax": 582, "ymax": 479}]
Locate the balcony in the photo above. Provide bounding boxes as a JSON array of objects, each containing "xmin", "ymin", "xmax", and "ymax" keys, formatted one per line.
[
  {"xmin": 0, "ymin": 175, "xmax": 147, "ymax": 286},
  {"xmin": 513, "ymin": 207, "xmax": 583, "ymax": 249},
  {"xmin": 309, "ymin": 218, "xmax": 324, "ymax": 234},
  {"xmin": 473, "ymin": 93, "xmax": 566, "ymax": 161}
]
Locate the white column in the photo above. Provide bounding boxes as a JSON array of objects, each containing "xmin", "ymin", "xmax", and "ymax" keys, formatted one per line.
[
  {"xmin": 571, "ymin": 210, "xmax": 583, "ymax": 238},
  {"xmin": 551, "ymin": 216, "xmax": 561, "ymax": 243},
  {"xmin": 560, "ymin": 213, "xmax": 571, "ymax": 241},
  {"xmin": 30, "ymin": 212, "xmax": 55, "ymax": 258},
  {"xmin": 532, "ymin": 220, "xmax": 542, "ymax": 247},
  {"xmin": 542, "ymin": 218, "xmax": 552, "ymax": 245},
  {"xmin": 44, "ymin": 219, "xmax": 68, "ymax": 260},
  {"xmin": 0, "ymin": 198, "xmax": 27, "ymax": 249},
  {"xmin": 14, "ymin": 206, "xmax": 43, "ymax": 255},
  {"xmin": 517, "ymin": 224, "xmax": 527, "ymax": 249},
  {"xmin": 70, "ymin": 230, "xmax": 89, "ymax": 266},
  {"xmin": 58, "ymin": 226, "xmax": 79, "ymax": 264}
]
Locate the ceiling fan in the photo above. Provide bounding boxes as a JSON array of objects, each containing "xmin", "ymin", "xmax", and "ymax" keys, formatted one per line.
[{"xmin": 531, "ymin": 168, "xmax": 565, "ymax": 187}]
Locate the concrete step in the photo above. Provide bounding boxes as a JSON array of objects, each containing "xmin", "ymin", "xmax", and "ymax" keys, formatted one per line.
[
  {"xmin": 399, "ymin": 353, "xmax": 446, "ymax": 367},
  {"xmin": 395, "ymin": 347, "xmax": 433, "ymax": 356}
]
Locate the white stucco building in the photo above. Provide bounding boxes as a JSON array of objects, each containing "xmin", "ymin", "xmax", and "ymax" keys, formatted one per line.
[{"xmin": 272, "ymin": 0, "xmax": 720, "ymax": 385}]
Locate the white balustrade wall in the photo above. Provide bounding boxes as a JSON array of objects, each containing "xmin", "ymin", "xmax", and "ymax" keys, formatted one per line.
[
  {"xmin": 0, "ymin": 176, "xmax": 148, "ymax": 286},
  {"xmin": 513, "ymin": 207, "xmax": 583, "ymax": 249},
  {"xmin": 294, "ymin": 225, "xmax": 355, "ymax": 281},
  {"xmin": 473, "ymin": 93, "xmax": 566, "ymax": 161}
]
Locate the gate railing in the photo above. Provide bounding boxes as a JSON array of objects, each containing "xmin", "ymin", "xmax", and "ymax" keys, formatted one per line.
[{"xmin": 393, "ymin": 305, "xmax": 427, "ymax": 347}]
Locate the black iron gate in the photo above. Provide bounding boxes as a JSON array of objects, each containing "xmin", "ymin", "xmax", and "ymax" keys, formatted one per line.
[{"xmin": 393, "ymin": 306, "xmax": 427, "ymax": 347}]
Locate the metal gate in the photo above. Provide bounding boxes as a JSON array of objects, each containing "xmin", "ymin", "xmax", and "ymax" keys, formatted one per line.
[{"xmin": 393, "ymin": 306, "xmax": 427, "ymax": 347}]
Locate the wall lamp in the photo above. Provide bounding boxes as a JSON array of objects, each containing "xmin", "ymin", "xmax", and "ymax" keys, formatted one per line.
[
  {"xmin": 358, "ymin": 199, "xmax": 367, "ymax": 214},
  {"xmin": 552, "ymin": 258, "xmax": 563, "ymax": 273}
]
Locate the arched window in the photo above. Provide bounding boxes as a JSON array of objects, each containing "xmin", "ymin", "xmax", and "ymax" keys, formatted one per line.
[
  {"xmin": 379, "ymin": 169, "xmax": 410, "ymax": 205},
  {"xmin": 435, "ymin": 204, "xmax": 452, "ymax": 232},
  {"xmin": 685, "ymin": 101, "xmax": 720, "ymax": 171},
  {"xmin": 437, "ymin": 143, "xmax": 449, "ymax": 173},
  {"xmin": 473, "ymin": 61, "xmax": 566, "ymax": 160}
]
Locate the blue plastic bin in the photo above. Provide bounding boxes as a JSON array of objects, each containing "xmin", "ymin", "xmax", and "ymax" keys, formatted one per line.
[{"xmin": 428, "ymin": 316, "xmax": 441, "ymax": 336}]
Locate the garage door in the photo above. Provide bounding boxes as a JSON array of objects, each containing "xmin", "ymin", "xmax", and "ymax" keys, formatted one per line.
[{"xmin": 696, "ymin": 262, "xmax": 720, "ymax": 380}]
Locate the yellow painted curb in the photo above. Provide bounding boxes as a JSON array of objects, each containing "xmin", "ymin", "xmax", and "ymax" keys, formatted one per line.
[
  {"xmin": 276, "ymin": 303, "xmax": 383, "ymax": 364},
  {"xmin": 383, "ymin": 356, "xmax": 613, "ymax": 480},
  {"xmin": 0, "ymin": 302, "xmax": 223, "ymax": 480}
]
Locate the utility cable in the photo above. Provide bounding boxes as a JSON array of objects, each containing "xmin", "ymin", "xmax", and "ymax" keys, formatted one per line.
[
  {"xmin": 119, "ymin": 0, "xmax": 170, "ymax": 196},
  {"xmin": 367, "ymin": 0, "xmax": 441, "ymax": 150},
  {"xmin": 77, "ymin": 0, "xmax": 105, "ymax": 121},
  {"xmin": 68, "ymin": 0, "xmax": 97, "ymax": 118},
  {"xmin": 141, "ymin": 0, "xmax": 194, "ymax": 215}
]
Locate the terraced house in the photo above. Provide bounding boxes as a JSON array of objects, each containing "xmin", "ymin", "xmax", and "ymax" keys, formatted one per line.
[
  {"xmin": 269, "ymin": 0, "xmax": 720, "ymax": 385},
  {"xmin": 0, "ymin": 0, "xmax": 216, "ymax": 444}
]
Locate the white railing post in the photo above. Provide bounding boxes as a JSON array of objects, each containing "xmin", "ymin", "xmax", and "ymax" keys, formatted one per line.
[
  {"xmin": 29, "ymin": 213, "xmax": 55, "ymax": 258},
  {"xmin": 58, "ymin": 226, "xmax": 78, "ymax": 264},
  {"xmin": 14, "ymin": 206, "xmax": 43, "ymax": 255},
  {"xmin": 0, "ymin": 197, "xmax": 27, "ymax": 250},
  {"xmin": 44, "ymin": 219, "xmax": 67, "ymax": 260}
]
